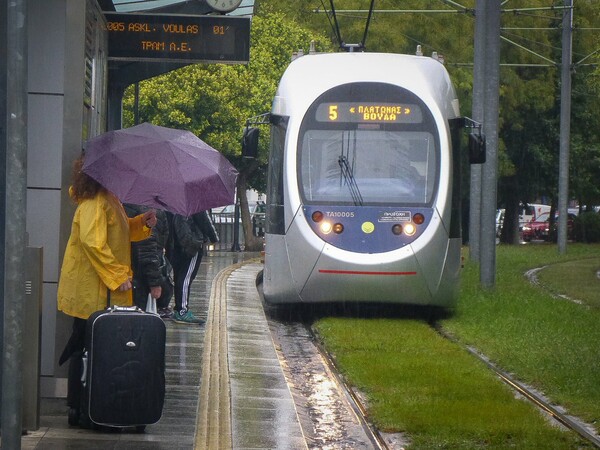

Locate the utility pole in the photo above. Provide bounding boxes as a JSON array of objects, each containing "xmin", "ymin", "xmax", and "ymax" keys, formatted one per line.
[
  {"xmin": 468, "ymin": 0, "xmax": 486, "ymax": 263},
  {"xmin": 479, "ymin": 0, "xmax": 501, "ymax": 288},
  {"xmin": 557, "ymin": 0, "xmax": 573, "ymax": 254}
]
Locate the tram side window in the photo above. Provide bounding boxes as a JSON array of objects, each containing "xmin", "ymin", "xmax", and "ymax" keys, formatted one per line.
[{"xmin": 266, "ymin": 116, "xmax": 288, "ymax": 234}]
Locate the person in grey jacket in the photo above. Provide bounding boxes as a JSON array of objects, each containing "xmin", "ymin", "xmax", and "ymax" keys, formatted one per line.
[
  {"xmin": 124, "ymin": 204, "xmax": 174, "ymax": 318},
  {"xmin": 168, "ymin": 210, "xmax": 219, "ymax": 324}
]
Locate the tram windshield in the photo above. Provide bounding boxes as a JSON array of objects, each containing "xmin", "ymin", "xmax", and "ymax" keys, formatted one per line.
[
  {"xmin": 297, "ymin": 82, "xmax": 439, "ymax": 206},
  {"xmin": 299, "ymin": 129, "xmax": 436, "ymax": 205}
]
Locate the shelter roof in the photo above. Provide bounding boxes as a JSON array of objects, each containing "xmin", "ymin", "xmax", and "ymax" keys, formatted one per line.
[{"xmin": 98, "ymin": 0, "xmax": 255, "ymax": 16}]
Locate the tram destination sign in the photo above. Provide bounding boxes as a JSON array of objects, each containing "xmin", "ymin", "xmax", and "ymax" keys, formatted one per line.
[
  {"xmin": 316, "ymin": 102, "xmax": 423, "ymax": 124},
  {"xmin": 104, "ymin": 13, "xmax": 250, "ymax": 64}
]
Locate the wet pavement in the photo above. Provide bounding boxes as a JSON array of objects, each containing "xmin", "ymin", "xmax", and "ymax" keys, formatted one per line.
[
  {"xmin": 269, "ymin": 321, "xmax": 377, "ymax": 449},
  {"xmin": 18, "ymin": 252, "xmax": 377, "ymax": 449},
  {"xmin": 199, "ymin": 259, "xmax": 305, "ymax": 449}
]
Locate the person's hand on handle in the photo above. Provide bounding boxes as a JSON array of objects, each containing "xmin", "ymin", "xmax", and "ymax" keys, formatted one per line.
[
  {"xmin": 143, "ymin": 209, "xmax": 157, "ymax": 228},
  {"xmin": 118, "ymin": 278, "xmax": 132, "ymax": 291},
  {"xmin": 150, "ymin": 285, "xmax": 162, "ymax": 299}
]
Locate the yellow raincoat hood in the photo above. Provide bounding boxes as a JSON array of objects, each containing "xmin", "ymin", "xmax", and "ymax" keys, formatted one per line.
[{"xmin": 58, "ymin": 189, "xmax": 151, "ymax": 319}]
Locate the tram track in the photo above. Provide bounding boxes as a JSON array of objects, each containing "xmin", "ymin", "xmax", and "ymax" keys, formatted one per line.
[
  {"xmin": 308, "ymin": 325, "xmax": 391, "ymax": 450},
  {"xmin": 263, "ymin": 300, "xmax": 397, "ymax": 449},
  {"xmin": 258, "ymin": 262, "xmax": 599, "ymax": 449},
  {"xmin": 302, "ymin": 316, "xmax": 600, "ymax": 449},
  {"xmin": 433, "ymin": 325, "xmax": 600, "ymax": 449},
  {"xmin": 269, "ymin": 306, "xmax": 600, "ymax": 449}
]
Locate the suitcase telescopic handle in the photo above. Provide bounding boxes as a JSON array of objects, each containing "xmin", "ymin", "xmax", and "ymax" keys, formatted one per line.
[
  {"xmin": 111, "ymin": 305, "xmax": 140, "ymax": 312},
  {"xmin": 105, "ymin": 288, "xmax": 141, "ymax": 312}
]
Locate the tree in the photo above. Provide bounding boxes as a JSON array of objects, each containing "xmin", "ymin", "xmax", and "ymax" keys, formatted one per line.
[
  {"xmin": 123, "ymin": 10, "xmax": 332, "ymax": 250},
  {"xmin": 123, "ymin": 0, "xmax": 600, "ymax": 249},
  {"xmin": 569, "ymin": 2, "xmax": 600, "ymax": 212},
  {"xmin": 489, "ymin": 1, "xmax": 600, "ymax": 243}
]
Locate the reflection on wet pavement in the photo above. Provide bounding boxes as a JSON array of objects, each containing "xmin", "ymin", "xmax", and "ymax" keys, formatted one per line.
[
  {"xmin": 227, "ymin": 263, "xmax": 307, "ymax": 449},
  {"xmin": 270, "ymin": 321, "xmax": 376, "ymax": 449}
]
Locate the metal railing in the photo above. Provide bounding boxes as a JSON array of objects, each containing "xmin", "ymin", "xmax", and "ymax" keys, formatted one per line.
[{"xmin": 209, "ymin": 211, "xmax": 265, "ymax": 251}]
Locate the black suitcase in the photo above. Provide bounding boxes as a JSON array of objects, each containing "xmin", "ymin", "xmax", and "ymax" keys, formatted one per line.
[{"xmin": 82, "ymin": 305, "xmax": 166, "ymax": 428}]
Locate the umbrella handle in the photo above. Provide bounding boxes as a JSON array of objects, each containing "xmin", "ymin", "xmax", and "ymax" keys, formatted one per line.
[{"xmin": 153, "ymin": 196, "xmax": 170, "ymax": 211}]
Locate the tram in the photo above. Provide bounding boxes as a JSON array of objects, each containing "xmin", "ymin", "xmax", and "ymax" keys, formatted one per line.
[{"xmin": 255, "ymin": 52, "xmax": 483, "ymax": 306}]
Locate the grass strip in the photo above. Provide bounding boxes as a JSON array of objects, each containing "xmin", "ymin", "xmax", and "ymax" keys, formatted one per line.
[
  {"xmin": 443, "ymin": 244, "xmax": 600, "ymax": 424},
  {"xmin": 314, "ymin": 244, "xmax": 600, "ymax": 448},
  {"xmin": 535, "ymin": 257, "xmax": 600, "ymax": 308},
  {"xmin": 314, "ymin": 318, "xmax": 586, "ymax": 449}
]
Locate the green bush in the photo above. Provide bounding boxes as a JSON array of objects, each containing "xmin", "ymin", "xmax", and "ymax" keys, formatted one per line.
[{"xmin": 573, "ymin": 211, "xmax": 600, "ymax": 242}]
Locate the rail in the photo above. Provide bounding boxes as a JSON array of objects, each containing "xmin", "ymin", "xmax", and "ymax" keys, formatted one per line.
[{"xmin": 434, "ymin": 325, "xmax": 600, "ymax": 449}]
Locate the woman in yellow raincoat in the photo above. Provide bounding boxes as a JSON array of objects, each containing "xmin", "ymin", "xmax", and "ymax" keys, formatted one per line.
[{"xmin": 57, "ymin": 155, "xmax": 157, "ymax": 425}]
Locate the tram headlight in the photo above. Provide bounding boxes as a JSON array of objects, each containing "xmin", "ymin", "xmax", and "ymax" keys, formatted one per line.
[
  {"xmin": 392, "ymin": 224, "xmax": 403, "ymax": 235},
  {"xmin": 320, "ymin": 221, "xmax": 333, "ymax": 234},
  {"xmin": 404, "ymin": 222, "xmax": 417, "ymax": 236}
]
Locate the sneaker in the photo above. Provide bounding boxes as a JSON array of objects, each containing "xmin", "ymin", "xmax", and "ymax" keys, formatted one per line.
[
  {"xmin": 173, "ymin": 309, "xmax": 204, "ymax": 325},
  {"xmin": 158, "ymin": 307, "xmax": 173, "ymax": 319}
]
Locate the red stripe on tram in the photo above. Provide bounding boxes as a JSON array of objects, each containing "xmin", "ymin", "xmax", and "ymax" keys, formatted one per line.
[{"xmin": 319, "ymin": 269, "xmax": 417, "ymax": 276}]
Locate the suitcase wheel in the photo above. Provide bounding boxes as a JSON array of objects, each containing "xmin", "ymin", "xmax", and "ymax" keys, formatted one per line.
[
  {"xmin": 68, "ymin": 408, "xmax": 79, "ymax": 426},
  {"xmin": 78, "ymin": 412, "xmax": 97, "ymax": 430},
  {"xmin": 136, "ymin": 425, "xmax": 146, "ymax": 433}
]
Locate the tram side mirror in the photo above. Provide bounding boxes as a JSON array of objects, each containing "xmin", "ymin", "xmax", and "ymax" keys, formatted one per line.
[
  {"xmin": 242, "ymin": 127, "xmax": 260, "ymax": 158},
  {"xmin": 468, "ymin": 132, "xmax": 486, "ymax": 164}
]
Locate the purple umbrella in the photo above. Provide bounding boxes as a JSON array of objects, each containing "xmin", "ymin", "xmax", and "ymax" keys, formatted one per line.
[{"xmin": 82, "ymin": 123, "xmax": 238, "ymax": 216}]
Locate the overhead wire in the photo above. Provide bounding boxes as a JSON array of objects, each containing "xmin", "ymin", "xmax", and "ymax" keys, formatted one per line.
[
  {"xmin": 316, "ymin": 0, "xmax": 595, "ymax": 69},
  {"xmin": 327, "ymin": 0, "xmax": 343, "ymax": 48}
]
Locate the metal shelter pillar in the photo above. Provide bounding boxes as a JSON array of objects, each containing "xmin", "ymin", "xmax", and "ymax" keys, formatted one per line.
[
  {"xmin": 107, "ymin": 83, "xmax": 126, "ymax": 131},
  {"xmin": 1, "ymin": 0, "xmax": 28, "ymax": 448},
  {"xmin": 0, "ymin": 0, "xmax": 6, "ymax": 426}
]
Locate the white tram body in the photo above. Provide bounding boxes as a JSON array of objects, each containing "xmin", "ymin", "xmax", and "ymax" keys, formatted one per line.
[{"xmin": 262, "ymin": 52, "xmax": 464, "ymax": 306}]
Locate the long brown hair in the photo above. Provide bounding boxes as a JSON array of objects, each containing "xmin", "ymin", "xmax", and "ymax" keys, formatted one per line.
[{"xmin": 70, "ymin": 155, "xmax": 105, "ymax": 202}]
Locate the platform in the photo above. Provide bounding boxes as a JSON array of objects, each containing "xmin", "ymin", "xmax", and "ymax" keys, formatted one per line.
[{"xmin": 20, "ymin": 252, "xmax": 307, "ymax": 450}]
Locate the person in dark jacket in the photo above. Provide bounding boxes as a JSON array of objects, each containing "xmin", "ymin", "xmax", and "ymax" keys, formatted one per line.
[
  {"xmin": 124, "ymin": 204, "xmax": 174, "ymax": 318},
  {"xmin": 168, "ymin": 211, "xmax": 219, "ymax": 324}
]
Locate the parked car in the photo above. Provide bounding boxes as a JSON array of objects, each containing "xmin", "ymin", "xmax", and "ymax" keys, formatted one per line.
[
  {"xmin": 522, "ymin": 212, "xmax": 551, "ymax": 242},
  {"xmin": 522, "ymin": 212, "xmax": 575, "ymax": 242},
  {"xmin": 549, "ymin": 213, "xmax": 576, "ymax": 242},
  {"xmin": 518, "ymin": 203, "xmax": 551, "ymax": 231}
]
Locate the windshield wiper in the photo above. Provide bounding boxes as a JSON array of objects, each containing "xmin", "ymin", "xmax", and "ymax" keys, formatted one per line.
[{"xmin": 338, "ymin": 156, "xmax": 363, "ymax": 206}]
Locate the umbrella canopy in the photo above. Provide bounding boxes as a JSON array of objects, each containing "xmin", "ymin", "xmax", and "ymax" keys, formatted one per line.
[{"xmin": 82, "ymin": 123, "xmax": 238, "ymax": 216}]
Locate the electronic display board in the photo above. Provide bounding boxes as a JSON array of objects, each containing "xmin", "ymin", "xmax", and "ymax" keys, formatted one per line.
[
  {"xmin": 315, "ymin": 102, "xmax": 422, "ymax": 124},
  {"xmin": 104, "ymin": 13, "xmax": 250, "ymax": 64}
]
